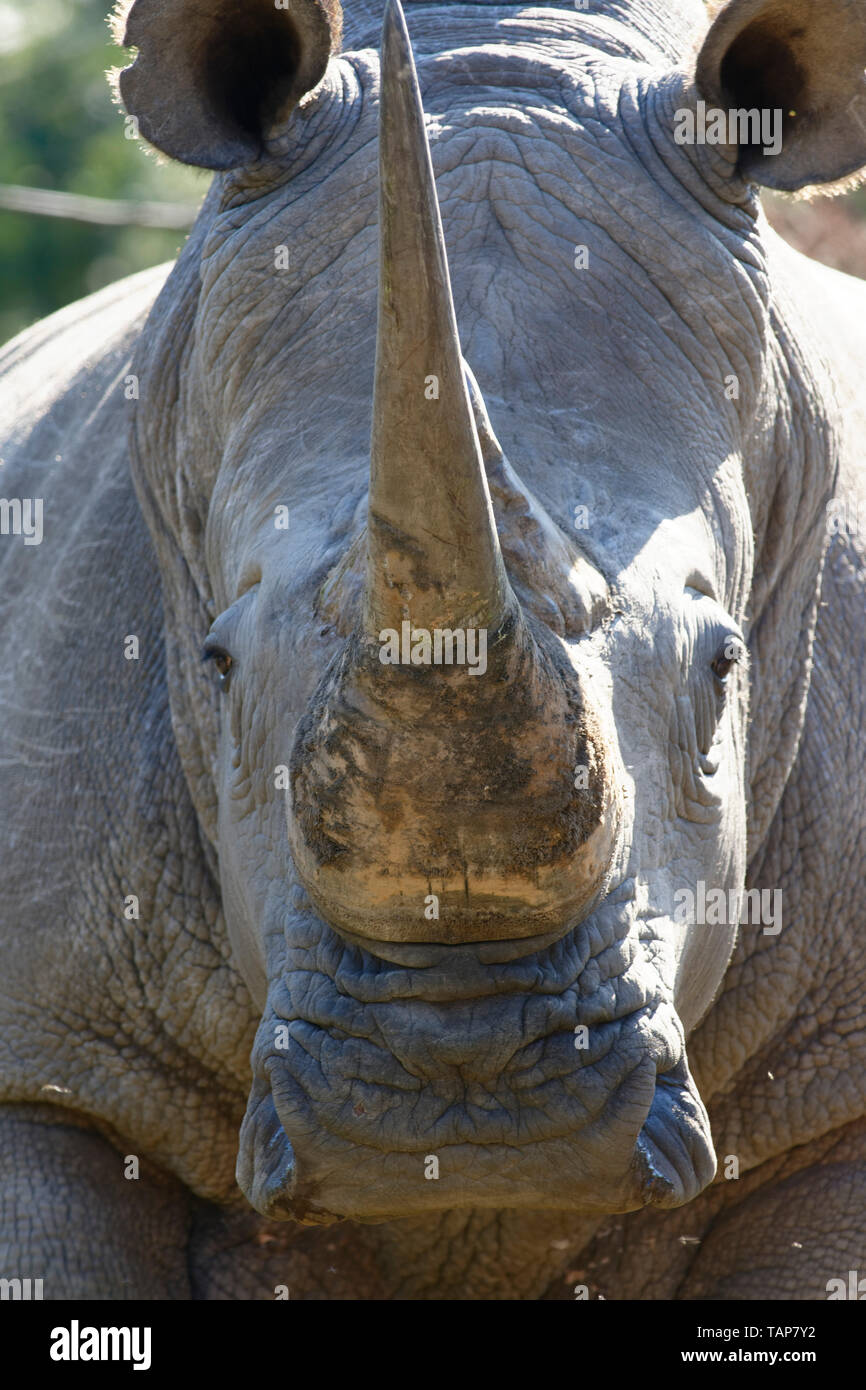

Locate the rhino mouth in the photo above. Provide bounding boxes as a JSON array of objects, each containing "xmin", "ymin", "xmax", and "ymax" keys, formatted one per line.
[
  {"xmin": 238, "ymin": 1056, "xmax": 713, "ymax": 1225},
  {"xmin": 235, "ymin": 888, "xmax": 717, "ymax": 1223}
]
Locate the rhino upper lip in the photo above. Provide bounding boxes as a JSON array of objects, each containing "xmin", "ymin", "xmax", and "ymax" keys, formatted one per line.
[
  {"xmin": 277, "ymin": 875, "xmax": 664, "ymax": 1008},
  {"xmin": 320, "ymin": 917, "xmax": 579, "ymax": 968}
]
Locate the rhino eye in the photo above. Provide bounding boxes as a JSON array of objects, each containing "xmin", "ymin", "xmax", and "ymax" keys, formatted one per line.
[
  {"xmin": 202, "ymin": 643, "xmax": 234, "ymax": 691},
  {"xmin": 711, "ymin": 636, "xmax": 745, "ymax": 683}
]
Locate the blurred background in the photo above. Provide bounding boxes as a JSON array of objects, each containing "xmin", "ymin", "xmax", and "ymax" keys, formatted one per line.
[
  {"xmin": 0, "ymin": 0, "xmax": 205, "ymax": 346},
  {"xmin": 1, "ymin": 0, "xmax": 865, "ymax": 347}
]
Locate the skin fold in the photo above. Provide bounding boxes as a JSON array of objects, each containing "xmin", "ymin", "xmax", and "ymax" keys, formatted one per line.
[{"xmin": 0, "ymin": 0, "xmax": 864, "ymax": 1299}]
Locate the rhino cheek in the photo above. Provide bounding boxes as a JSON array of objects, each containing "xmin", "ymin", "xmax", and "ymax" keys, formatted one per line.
[
  {"xmin": 672, "ymin": 748, "xmax": 749, "ymax": 1033},
  {"xmin": 216, "ymin": 743, "xmax": 270, "ymax": 1011},
  {"xmin": 220, "ymin": 858, "xmax": 269, "ymax": 1013},
  {"xmin": 674, "ymin": 917, "xmax": 739, "ymax": 1037}
]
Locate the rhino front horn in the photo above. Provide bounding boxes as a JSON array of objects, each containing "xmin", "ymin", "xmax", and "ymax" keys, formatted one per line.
[
  {"xmin": 286, "ymin": 0, "xmax": 623, "ymax": 946},
  {"xmin": 366, "ymin": 0, "xmax": 511, "ymax": 638}
]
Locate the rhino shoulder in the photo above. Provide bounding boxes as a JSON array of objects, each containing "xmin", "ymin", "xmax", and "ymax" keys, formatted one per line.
[
  {"xmin": 0, "ymin": 260, "xmax": 257, "ymax": 1205},
  {"xmin": 0, "ymin": 262, "xmax": 171, "ymax": 476}
]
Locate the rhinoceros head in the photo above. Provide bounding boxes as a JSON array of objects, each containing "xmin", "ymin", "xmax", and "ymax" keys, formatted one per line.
[{"xmin": 114, "ymin": 0, "xmax": 864, "ymax": 1222}]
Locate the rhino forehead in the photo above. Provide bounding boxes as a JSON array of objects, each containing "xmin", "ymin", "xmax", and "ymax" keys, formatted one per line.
[
  {"xmin": 204, "ymin": 45, "xmax": 768, "ymax": 342},
  {"xmin": 180, "ymin": 62, "xmax": 766, "ymax": 581},
  {"xmin": 339, "ymin": 0, "xmax": 708, "ymax": 63}
]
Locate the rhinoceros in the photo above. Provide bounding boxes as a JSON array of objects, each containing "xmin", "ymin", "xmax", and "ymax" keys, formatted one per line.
[{"xmin": 0, "ymin": 0, "xmax": 865, "ymax": 1301}]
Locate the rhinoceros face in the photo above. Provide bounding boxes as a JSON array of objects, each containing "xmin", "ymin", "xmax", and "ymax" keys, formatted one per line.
[{"xmin": 117, "ymin": 0, "xmax": 864, "ymax": 1221}]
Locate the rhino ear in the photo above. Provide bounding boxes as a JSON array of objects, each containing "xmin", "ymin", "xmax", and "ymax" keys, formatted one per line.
[
  {"xmin": 112, "ymin": 0, "xmax": 342, "ymax": 170},
  {"xmin": 693, "ymin": 0, "xmax": 866, "ymax": 191}
]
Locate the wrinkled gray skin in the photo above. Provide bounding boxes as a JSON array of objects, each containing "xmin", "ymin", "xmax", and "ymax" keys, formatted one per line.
[{"xmin": 1, "ymin": 0, "xmax": 865, "ymax": 1299}]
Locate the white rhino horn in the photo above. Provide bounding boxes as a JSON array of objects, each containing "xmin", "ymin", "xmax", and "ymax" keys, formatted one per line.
[
  {"xmin": 366, "ymin": 0, "xmax": 513, "ymax": 637},
  {"xmin": 285, "ymin": 1, "xmax": 624, "ymax": 948}
]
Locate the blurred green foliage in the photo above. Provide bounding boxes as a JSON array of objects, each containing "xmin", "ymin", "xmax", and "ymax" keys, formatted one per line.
[{"xmin": 0, "ymin": 0, "xmax": 206, "ymax": 345}]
